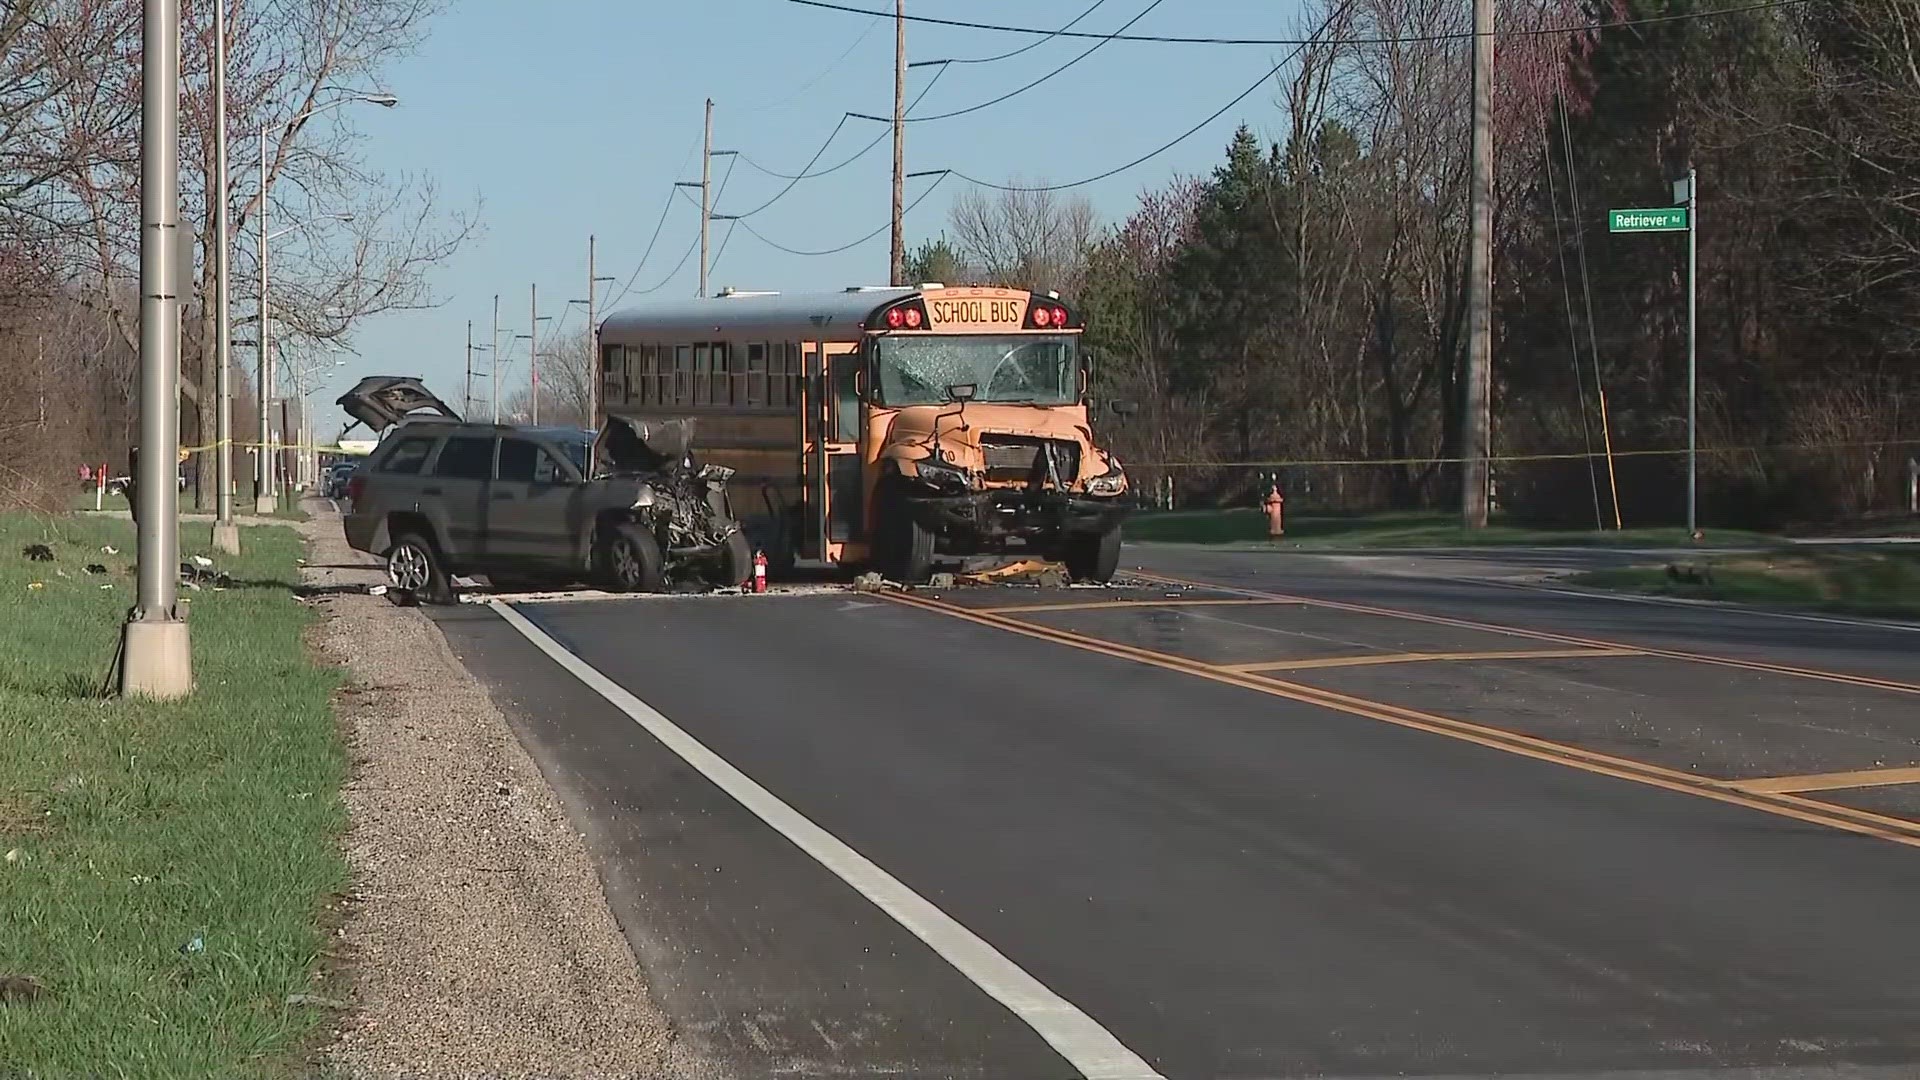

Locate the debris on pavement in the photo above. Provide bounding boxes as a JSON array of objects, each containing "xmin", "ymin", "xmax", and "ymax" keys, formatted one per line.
[
  {"xmin": 927, "ymin": 572, "xmax": 957, "ymax": 589},
  {"xmin": 957, "ymin": 558, "xmax": 1070, "ymax": 588}
]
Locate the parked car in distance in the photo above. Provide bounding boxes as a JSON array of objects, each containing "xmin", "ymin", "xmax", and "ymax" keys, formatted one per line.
[
  {"xmin": 323, "ymin": 461, "xmax": 358, "ymax": 500},
  {"xmin": 334, "ymin": 375, "xmax": 751, "ymax": 601}
]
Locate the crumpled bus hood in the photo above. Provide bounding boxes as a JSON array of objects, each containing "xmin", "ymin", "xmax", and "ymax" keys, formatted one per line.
[{"xmin": 885, "ymin": 403, "xmax": 1095, "ymax": 455}]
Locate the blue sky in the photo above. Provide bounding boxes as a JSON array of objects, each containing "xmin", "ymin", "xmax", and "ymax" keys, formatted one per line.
[{"xmin": 330, "ymin": 0, "xmax": 1313, "ymax": 429}]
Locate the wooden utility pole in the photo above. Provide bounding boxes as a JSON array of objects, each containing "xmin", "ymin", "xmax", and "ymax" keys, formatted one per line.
[
  {"xmin": 490, "ymin": 293, "xmax": 501, "ymax": 424},
  {"xmin": 700, "ymin": 98, "xmax": 713, "ymax": 298},
  {"xmin": 1462, "ymin": 0, "xmax": 1494, "ymax": 528},
  {"xmin": 890, "ymin": 0, "xmax": 906, "ymax": 285},
  {"xmin": 586, "ymin": 234, "xmax": 598, "ymax": 429},
  {"xmin": 464, "ymin": 320, "xmax": 474, "ymax": 416},
  {"xmin": 529, "ymin": 282, "xmax": 540, "ymax": 425}
]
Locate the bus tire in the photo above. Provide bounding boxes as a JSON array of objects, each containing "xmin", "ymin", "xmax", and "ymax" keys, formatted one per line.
[
  {"xmin": 1062, "ymin": 526, "xmax": 1121, "ymax": 585},
  {"xmin": 706, "ymin": 529, "xmax": 754, "ymax": 588},
  {"xmin": 875, "ymin": 479, "xmax": 935, "ymax": 584},
  {"xmin": 596, "ymin": 522, "xmax": 665, "ymax": 594}
]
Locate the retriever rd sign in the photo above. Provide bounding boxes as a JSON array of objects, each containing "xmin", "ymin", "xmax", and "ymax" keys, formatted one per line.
[{"xmin": 1609, "ymin": 207, "xmax": 1689, "ymax": 233}]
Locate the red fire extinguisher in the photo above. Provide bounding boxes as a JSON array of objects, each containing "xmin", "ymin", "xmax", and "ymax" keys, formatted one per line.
[{"xmin": 752, "ymin": 550, "xmax": 768, "ymax": 593}]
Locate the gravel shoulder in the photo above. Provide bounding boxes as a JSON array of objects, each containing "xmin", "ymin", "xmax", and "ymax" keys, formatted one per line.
[{"xmin": 296, "ymin": 503, "xmax": 700, "ymax": 1079}]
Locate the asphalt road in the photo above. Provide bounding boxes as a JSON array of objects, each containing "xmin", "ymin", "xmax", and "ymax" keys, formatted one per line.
[{"xmin": 431, "ymin": 546, "xmax": 1920, "ymax": 1080}]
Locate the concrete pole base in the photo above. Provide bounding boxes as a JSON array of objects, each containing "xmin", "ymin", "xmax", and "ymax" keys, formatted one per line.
[
  {"xmin": 212, "ymin": 520, "xmax": 242, "ymax": 555},
  {"xmin": 253, "ymin": 495, "xmax": 276, "ymax": 516},
  {"xmin": 119, "ymin": 618, "xmax": 193, "ymax": 700}
]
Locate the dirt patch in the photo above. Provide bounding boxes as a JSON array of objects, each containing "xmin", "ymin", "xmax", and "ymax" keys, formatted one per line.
[{"xmin": 295, "ymin": 505, "xmax": 711, "ymax": 1079}]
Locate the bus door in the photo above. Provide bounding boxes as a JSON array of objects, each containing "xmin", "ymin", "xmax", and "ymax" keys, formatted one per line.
[{"xmin": 803, "ymin": 341, "xmax": 865, "ymax": 562}]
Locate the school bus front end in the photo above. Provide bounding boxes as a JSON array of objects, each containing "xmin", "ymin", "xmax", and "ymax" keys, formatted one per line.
[{"xmin": 862, "ymin": 288, "xmax": 1132, "ymax": 583}]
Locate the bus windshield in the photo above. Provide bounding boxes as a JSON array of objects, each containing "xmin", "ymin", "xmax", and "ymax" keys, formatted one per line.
[{"xmin": 873, "ymin": 334, "xmax": 1078, "ymax": 406}]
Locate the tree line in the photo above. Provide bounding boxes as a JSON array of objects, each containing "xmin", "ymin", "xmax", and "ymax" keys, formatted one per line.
[
  {"xmin": 910, "ymin": 0, "xmax": 1920, "ymax": 529},
  {"xmin": 0, "ymin": 0, "xmax": 473, "ymax": 510}
]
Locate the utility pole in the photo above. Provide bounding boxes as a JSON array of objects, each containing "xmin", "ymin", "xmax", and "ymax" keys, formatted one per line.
[
  {"xmin": 1680, "ymin": 167, "xmax": 1699, "ymax": 539},
  {"xmin": 211, "ymin": 0, "xmax": 238, "ymax": 555},
  {"xmin": 121, "ymin": 0, "xmax": 191, "ymax": 698},
  {"xmin": 491, "ymin": 293, "xmax": 501, "ymax": 424},
  {"xmin": 255, "ymin": 126, "xmax": 274, "ymax": 515},
  {"xmin": 529, "ymin": 282, "xmax": 540, "ymax": 425},
  {"xmin": 464, "ymin": 320, "xmax": 474, "ymax": 416},
  {"xmin": 700, "ymin": 98, "xmax": 713, "ymax": 298},
  {"xmin": 890, "ymin": 0, "xmax": 906, "ymax": 286},
  {"xmin": 1461, "ymin": 0, "xmax": 1494, "ymax": 528}
]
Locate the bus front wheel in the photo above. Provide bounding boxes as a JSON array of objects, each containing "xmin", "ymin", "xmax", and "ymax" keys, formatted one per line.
[
  {"xmin": 1062, "ymin": 526, "xmax": 1121, "ymax": 585},
  {"xmin": 874, "ymin": 479, "xmax": 935, "ymax": 584}
]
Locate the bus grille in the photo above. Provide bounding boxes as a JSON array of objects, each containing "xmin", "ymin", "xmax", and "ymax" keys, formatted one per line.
[{"xmin": 980, "ymin": 436, "xmax": 1079, "ymax": 484}]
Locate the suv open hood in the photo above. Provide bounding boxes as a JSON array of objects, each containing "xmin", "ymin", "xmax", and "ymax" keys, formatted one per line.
[
  {"xmin": 594, "ymin": 415, "xmax": 695, "ymax": 475},
  {"xmin": 336, "ymin": 375, "xmax": 462, "ymax": 433}
]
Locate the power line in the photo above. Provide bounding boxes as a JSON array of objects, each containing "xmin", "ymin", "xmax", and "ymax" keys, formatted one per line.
[
  {"xmin": 624, "ymin": 157, "xmax": 739, "ymax": 301},
  {"xmin": 734, "ymin": 64, "xmax": 947, "ymax": 183},
  {"xmin": 913, "ymin": 0, "xmax": 1113, "ymax": 66},
  {"xmin": 943, "ymin": 3, "xmax": 1349, "ymax": 194},
  {"xmin": 603, "ymin": 132, "xmax": 703, "ymax": 310},
  {"xmin": 732, "ymin": 171, "xmax": 950, "ymax": 257},
  {"xmin": 724, "ymin": 115, "xmax": 850, "ymax": 219},
  {"xmin": 788, "ymin": 0, "xmax": 1811, "ymax": 46},
  {"xmin": 738, "ymin": 14, "xmax": 887, "ymax": 111},
  {"xmin": 891, "ymin": 0, "xmax": 1169, "ymax": 124}
]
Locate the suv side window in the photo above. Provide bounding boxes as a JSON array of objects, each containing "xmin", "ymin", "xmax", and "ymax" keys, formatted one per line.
[
  {"xmin": 434, "ymin": 436, "xmax": 495, "ymax": 480},
  {"xmin": 496, "ymin": 438, "xmax": 540, "ymax": 483},
  {"xmin": 379, "ymin": 436, "xmax": 437, "ymax": 475}
]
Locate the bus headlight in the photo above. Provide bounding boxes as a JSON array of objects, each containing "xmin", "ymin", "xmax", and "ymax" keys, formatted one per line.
[
  {"xmin": 1085, "ymin": 460, "xmax": 1126, "ymax": 497},
  {"xmin": 913, "ymin": 457, "xmax": 969, "ymax": 494}
]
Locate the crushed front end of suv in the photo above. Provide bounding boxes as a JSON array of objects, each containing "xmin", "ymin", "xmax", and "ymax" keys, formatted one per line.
[{"xmin": 335, "ymin": 376, "xmax": 751, "ymax": 600}]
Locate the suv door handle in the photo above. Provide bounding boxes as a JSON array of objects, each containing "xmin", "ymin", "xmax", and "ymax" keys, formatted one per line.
[
  {"xmin": 491, "ymin": 491, "xmax": 515, "ymax": 500},
  {"xmin": 421, "ymin": 486, "xmax": 442, "ymax": 496}
]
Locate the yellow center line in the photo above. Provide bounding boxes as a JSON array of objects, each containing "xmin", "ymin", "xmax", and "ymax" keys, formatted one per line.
[
  {"xmin": 1221, "ymin": 647, "xmax": 1646, "ymax": 673},
  {"xmin": 1732, "ymin": 766, "xmax": 1920, "ymax": 794},
  {"xmin": 966, "ymin": 598, "xmax": 1297, "ymax": 615},
  {"xmin": 878, "ymin": 590, "xmax": 1920, "ymax": 851},
  {"xmin": 1132, "ymin": 571, "xmax": 1920, "ymax": 698}
]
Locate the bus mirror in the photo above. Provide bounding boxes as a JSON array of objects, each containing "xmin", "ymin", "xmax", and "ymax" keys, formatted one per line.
[
  {"xmin": 947, "ymin": 383, "xmax": 977, "ymax": 402},
  {"xmin": 1110, "ymin": 399, "xmax": 1140, "ymax": 417}
]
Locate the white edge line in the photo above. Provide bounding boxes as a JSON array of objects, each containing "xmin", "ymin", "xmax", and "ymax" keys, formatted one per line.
[{"xmin": 486, "ymin": 599, "xmax": 1166, "ymax": 1080}]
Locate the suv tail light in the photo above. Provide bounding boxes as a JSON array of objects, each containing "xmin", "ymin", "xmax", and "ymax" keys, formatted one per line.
[{"xmin": 345, "ymin": 473, "xmax": 366, "ymax": 504}]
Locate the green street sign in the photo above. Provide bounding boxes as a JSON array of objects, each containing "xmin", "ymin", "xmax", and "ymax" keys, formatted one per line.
[{"xmin": 1609, "ymin": 207, "xmax": 1689, "ymax": 233}]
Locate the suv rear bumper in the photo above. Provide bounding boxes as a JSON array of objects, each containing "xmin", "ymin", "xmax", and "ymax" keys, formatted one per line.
[{"xmin": 342, "ymin": 510, "xmax": 387, "ymax": 556}]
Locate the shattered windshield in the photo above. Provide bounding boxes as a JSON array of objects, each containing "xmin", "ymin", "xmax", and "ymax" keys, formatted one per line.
[{"xmin": 873, "ymin": 335, "xmax": 1078, "ymax": 406}]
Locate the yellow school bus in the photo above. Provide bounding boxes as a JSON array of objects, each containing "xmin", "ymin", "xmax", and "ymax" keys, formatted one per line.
[{"xmin": 596, "ymin": 285, "xmax": 1133, "ymax": 582}]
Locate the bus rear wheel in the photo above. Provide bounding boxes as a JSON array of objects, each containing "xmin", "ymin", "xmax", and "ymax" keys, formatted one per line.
[{"xmin": 874, "ymin": 479, "xmax": 935, "ymax": 584}]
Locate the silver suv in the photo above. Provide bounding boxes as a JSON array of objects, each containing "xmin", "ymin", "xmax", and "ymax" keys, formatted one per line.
[{"xmin": 336, "ymin": 376, "xmax": 752, "ymax": 601}]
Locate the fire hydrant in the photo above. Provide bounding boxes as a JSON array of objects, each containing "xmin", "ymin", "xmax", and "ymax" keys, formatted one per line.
[{"xmin": 1262, "ymin": 484, "xmax": 1285, "ymax": 538}]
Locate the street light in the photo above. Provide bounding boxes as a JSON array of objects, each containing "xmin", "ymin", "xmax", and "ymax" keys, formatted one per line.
[{"xmin": 254, "ymin": 92, "xmax": 396, "ymax": 514}]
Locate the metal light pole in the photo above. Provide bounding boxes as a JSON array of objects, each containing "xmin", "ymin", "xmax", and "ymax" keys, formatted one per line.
[
  {"xmin": 1678, "ymin": 168, "xmax": 1699, "ymax": 539},
  {"xmin": 121, "ymin": 0, "xmax": 192, "ymax": 698},
  {"xmin": 211, "ymin": 0, "xmax": 239, "ymax": 554},
  {"xmin": 529, "ymin": 283, "xmax": 539, "ymax": 424},
  {"xmin": 700, "ymin": 99, "xmax": 712, "ymax": 297},
  {"xmin": 890, "ymin": 0, "xmax": 906, "ymax": 286},
  {"xmin": 464, "ymin": 319, "xmax": 474, "ymax": 416},
  {"xmin": 491, "ymin": 293, "xmax": 502, "ymax": 424},
  {"xmin": 254, "ymin": 92, "xmax": 396, "ymax": 513}
]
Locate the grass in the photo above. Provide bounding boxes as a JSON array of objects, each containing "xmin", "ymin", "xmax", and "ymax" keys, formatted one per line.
[
  {"xmin": 1571, "ymin": 549, "xmax": 1920, "ymax": 620},
  {"xmin": 1123, "ymin": 508, "xmax": 1778, "ymax": 549},
  {"xmin": 0, "ymin": 513, "xmax": 345, "ymax": 1078}
]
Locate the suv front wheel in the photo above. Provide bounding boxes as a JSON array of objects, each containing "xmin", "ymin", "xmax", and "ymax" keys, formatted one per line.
[
  {"xmin": 596, "ymin": 522, "xmax": 665, "ymax": 593},
  {"xmin": 387, "ymin": 532, "xmax": 454, "ymax": 603}
]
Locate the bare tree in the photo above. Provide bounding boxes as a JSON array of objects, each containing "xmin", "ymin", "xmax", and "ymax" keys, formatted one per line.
[
  {"xmin": 947, "ymin": 185, "xmax": 1098, "ymax": 297},
  {"xmin": 500, "ymin": 328, "xmax": 592, "ymax": 428},
  {"xmin": 41, "ymin": 0, "xmax": 479, "ymax": 505}
]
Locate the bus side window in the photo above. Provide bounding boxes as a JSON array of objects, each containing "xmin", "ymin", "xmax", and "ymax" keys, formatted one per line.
[
  {"xmin": 711, "ymin": 342, "xmax": 730, "ymax": 405},
  {"xmin": 831, "ymin": 351, "xmax": 860, "ymax": 443},
  {"xmin": 782, "ymin": 342, "xmax": 802, "ymax": 409},
  {"xmin": 746, "ymin": 343, "xmax": 767, "ymax": 407},
  {"xmin": 673, "ymin": 344, "xmax": 691, "ymax": 404},
  {"xmin": 632, "ymin": 346, "xmax": 650, "ymax": 406}
]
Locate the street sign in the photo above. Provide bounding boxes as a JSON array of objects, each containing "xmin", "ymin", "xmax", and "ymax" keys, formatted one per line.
[{"xmin": 1609, "ymin": 207, "xmax": 1688, "ymax": 233}]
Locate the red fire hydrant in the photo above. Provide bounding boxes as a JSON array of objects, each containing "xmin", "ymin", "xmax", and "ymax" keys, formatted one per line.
[
  {"xmin": 752, "ymin": 549, "xmax": 769, "ymax": 593},
  {"xmin": 1262, "ymin": 484, "xmax": 1285, "ymax": 538}
]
